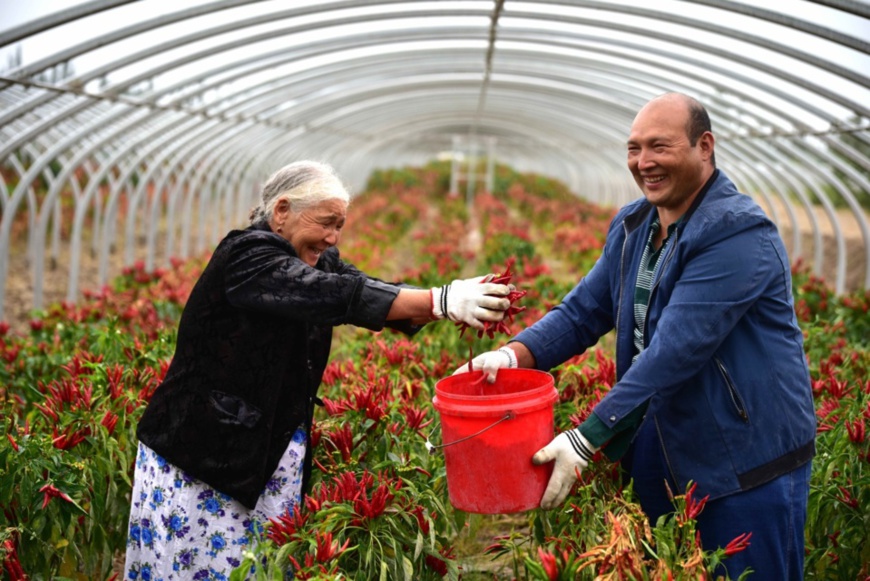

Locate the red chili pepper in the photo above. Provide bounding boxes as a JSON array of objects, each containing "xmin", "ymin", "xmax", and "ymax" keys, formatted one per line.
[
  {"xmin": 101, "ymin": 411, "xmax": 119, "ymax": 435},
  {"xmin": 314, "ymin": 530, "xmax": 350, "ymax": 563},
  {"xmin": 846, "ymin": 417, "xmax": 865, "ymax": 443},
  {"xmin": 723, "ymin": 532, "xmax": 752, "ymax": 556},
  {"xmin": 39, "ymin": 483, "xmax": 74, "ymax": 509},
  {"xmin": 6, "ymin": 434, "xmax": 18, "ymax": 452},
  {"xmin": 33, "ymin": 402, "xmax": 59, "ymax": 422},
  {"xmin": 457, "ymin": 257, "xmax": 528, "ymax": 341},
  {"xmin": 537, "ymin": 547, "xmax": 559, "ymax": 581}
]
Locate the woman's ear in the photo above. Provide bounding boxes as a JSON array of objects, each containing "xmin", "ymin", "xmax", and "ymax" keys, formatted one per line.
[
  {"xmin": 271, "ymin": 198, "xmax": 292, "ymax": 234},
  {"xmin": 273, "ymin": 198, "xmax": 291, "ymax": 221}
]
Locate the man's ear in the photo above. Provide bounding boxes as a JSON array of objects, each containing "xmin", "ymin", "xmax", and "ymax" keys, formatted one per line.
[{"xmin": 698, "ymin": 131, "xmax": 715, "ymax": 162}]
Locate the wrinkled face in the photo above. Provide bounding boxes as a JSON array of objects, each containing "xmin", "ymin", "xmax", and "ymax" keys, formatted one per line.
[
  {"xmin": 627, "ymin": 97, "xmax": 713, "ymax": 216},
  {"xmin": 280, "ymin": 198, "xmax": 347, "ymax": 266}
]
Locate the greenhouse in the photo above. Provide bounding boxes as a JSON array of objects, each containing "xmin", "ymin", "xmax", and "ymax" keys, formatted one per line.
[{"xmin": 0, "ymin": 1, "xmax": 868, "ymax": 580}]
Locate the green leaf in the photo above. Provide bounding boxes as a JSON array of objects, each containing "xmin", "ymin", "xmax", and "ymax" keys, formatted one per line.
[
  {"xmin": 414, "ymin": 530, "xmax": 424, "ymax": 560},
  {"xmin": 402, "ymin": 555, "xmax": 414, "ymax": 580}
]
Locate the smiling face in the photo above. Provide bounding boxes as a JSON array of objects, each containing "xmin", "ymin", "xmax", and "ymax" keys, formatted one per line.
[
  {"xmin": 275, "ymin": 198, "xmax": 347, "ymax": 266},
  {"xmin": 627, "ymin": 95, "xmax": 715, "ymax": 223}
]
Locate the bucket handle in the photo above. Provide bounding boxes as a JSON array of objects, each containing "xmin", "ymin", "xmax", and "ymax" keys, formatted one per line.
[{"xmin": 424, "ymin": 411, "xmax": 515, "ymax": 455}]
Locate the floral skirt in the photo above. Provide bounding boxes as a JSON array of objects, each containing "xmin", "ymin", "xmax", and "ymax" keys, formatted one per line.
[{"xmin": 124, "ymin": 428, "xmax": 307, "ymax": 580}]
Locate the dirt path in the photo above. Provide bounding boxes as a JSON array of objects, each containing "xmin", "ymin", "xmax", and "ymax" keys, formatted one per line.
[{"xmin": 759, "ymin": 196, "xmax": 868, "ymax": 291}]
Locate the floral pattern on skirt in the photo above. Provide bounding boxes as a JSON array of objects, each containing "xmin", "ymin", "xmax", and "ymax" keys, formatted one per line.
[{"xmin": 124, "ymin": 428, "xmax": 307, "ymax": 580}]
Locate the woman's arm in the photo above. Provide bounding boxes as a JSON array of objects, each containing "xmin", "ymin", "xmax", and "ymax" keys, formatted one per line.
[{"xmin": 388, "ymin": 288, "xmax": 435, "ymax": 325}]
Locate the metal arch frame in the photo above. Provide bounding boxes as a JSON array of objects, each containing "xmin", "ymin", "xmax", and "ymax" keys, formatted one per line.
[
  {"xmin": 5, "ymin": 28, "xmax": 864, "ymax": 241},
  {"xmin": 0, "ymin": 1, "xmax": 867, "ymax": 320}
]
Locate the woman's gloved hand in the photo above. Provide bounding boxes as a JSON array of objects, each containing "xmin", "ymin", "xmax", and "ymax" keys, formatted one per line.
[
  {"xmin": 431, "ymin": 276, "xmax": 511, "ymax": 330},
  {"xmin": 532, "ymin": 428, "xmax": 599, "ymax": 509},
  {"xmin": 452, "ymin": 346, "xmax": 518, "ymax": 382}
]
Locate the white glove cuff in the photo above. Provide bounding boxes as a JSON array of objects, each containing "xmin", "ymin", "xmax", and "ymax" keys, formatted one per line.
[
  {"xmin": 430, "ymin": 285, "xmax": 449, "ymax": 320},
  {"xmin": 497, "ymin": 346, "xmax": 518, "ymax": 369},
  {"xmin": 565, "ymin": 429, "xmax": 597, "ymax": 464}
]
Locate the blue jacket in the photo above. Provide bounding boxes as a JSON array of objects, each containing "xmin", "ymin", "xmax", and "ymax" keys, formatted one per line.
[{"xmin": 514, "ymin": 170, "xmax": 816, "ymax": 500}]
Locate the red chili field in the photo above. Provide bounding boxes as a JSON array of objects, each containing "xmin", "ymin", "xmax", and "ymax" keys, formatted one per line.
[{"xmin": 1, "ymin": 163, "xmax": 868, "ymax": 580}]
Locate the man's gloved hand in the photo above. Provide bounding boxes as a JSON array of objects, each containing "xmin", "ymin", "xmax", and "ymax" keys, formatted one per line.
[
  {"xmin": 532, "ymin": 428, "xmax": 599, "ymax": 510},
  {"xmin": 431, "ymin": 276, "xmax": 511, "ymax": 330},
  {"xmin": 452, "ymin": 346, "xmax": 518, "ymax": 382}
]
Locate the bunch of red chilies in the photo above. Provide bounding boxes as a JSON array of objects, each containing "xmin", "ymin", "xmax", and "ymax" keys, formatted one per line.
[
  {"xmin": 457, "ymin": 257, "xmax": 527, "ymax": 340},
  {"xmin": 457, "ymin": 258, "xmax": 527, "ymax": 378}
]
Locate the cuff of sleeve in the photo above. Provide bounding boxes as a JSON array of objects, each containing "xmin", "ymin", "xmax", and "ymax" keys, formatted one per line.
[
  {"xmin": 351, "ymin": 279, "xmax": 401, "ymax": 330},
  {"xmin": 578, "ymin": 412, "xmax": 616, "ymax": 450}
]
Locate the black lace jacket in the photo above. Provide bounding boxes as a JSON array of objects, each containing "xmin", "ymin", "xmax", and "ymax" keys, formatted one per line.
[{"xmin": 137, "ymin": 221, "xmax": 420, "ymax": 508}]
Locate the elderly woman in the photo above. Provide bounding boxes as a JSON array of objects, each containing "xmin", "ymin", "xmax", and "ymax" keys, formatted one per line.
[{"xmin": 123, "ymin": 161, "xmax": 510, "ymax": 579}]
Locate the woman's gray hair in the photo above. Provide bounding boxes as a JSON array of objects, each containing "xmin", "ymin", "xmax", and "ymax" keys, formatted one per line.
[{"xmin": 249, "ymin": 160, "xmax": 350, "ymax": 224}]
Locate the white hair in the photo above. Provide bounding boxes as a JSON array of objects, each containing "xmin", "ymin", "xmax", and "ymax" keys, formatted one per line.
[{"xmin": 249, "ymin": 160, "xmax": 350, "ymax": 224}]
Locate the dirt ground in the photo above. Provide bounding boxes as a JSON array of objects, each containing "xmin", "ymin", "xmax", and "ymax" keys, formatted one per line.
[{"xmin": 760, "ymin": 196, "xmax": 868, "ymax": 292}]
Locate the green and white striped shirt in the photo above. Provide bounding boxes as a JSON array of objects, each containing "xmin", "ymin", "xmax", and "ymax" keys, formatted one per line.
[{"xmin": 633, "ymin": 217, "xmax": 679, "ymax": 361}]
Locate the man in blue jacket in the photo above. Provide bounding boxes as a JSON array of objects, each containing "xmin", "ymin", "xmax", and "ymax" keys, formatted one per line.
[{"xmin": 456, "ymin": 92, "xmax": 816, "ymax": 579}]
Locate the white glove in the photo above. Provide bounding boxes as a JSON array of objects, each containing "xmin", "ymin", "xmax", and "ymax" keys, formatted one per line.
[
  {"xmin": 452, "ymin": 346, "xmax": 518, "ymax": 383},
  {"xmin": 532, "ymin": 429, "xmax": 599, "ymax": 510},
  {"xmin": 431, "ymin": 276, "xmax": 510, "ymax": 330}
]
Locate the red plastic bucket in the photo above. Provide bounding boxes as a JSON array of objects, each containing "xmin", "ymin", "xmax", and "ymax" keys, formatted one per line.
[{"xmin": 432, "ymin": 369, "xmax": 558, "ymax": 514}]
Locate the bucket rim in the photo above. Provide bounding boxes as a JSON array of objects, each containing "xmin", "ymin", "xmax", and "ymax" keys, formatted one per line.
[
  {"xmin": 433, "ymin": 387, "xmax": 558, "ymax": 417},
  {"xmin": 434, "ymin": 369, "xmax": 555, "ymax": 403}
]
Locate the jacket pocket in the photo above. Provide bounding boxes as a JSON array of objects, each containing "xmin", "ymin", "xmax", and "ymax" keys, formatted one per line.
[
  {"xmin": 209, "ymin": 390, "xmax": 263, "ymax": 429},
  {"xmin": 714, "ymin": 357, "xmax": 749, "ymax": 422}
]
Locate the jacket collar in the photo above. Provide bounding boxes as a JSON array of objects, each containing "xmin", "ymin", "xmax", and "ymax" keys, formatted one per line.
[
  {"xmin": 623, "ymin": 168, "xmax": 720, "ymax": 233},
  {"xmin": 250, "ymin": 219, "xmax": 272, "ymax": 233}
]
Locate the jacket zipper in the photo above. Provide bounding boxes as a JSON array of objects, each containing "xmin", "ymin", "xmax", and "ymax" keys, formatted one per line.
[
  {"xmin": 616, "ymin": 221, "xmax": 630, "ymax": 366},
  {"xmin": 654, "ymin": 415, "xmax": 679, "ymax": 491},
  {"xmin": 643, "ymin": 231, "xmax": 679, "ymax": 345},
  {"xmin": 715, "ymin": 356, "xmax": 749, "ymax": 422}
]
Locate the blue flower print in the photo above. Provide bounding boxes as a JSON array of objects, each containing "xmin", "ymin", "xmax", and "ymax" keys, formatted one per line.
[
  {"xmin": 292, "ymin": 428, "xmax": 307, "ymax": 444},
  {"xmin": 204, "ymin": 497, "xmax": 221, "ymax": 514},
  {"xmin": 155, "ymin": 453, "xmax": 170, "ymax": 473},
  {"xmin": 162, "ymin": 512, "xmax": 190, "ymax": 540},
  {"xmin": 139, "ymin": 563, "xmax": 152, "ymax": 581},
  {"xmin": 190, "ymin": 567, "xmax": 228, "ymax": 581},
  {"xmin": 140, "ymin": 525, "xmax": 154, "ymax": 548},
  {"xmin": 197, "ymin": 490, "xmax": 226, "ymax": 517},
  {"xmin": 172, "ymin": 547, "xmax": 197, "ymax": 571},
  {"xmin": 150, "ymin": 487, "xmax": 165, "ymax": 510},
  {"xmin": 129, "ymin": 522, "xmax": 142, "ymax": 545},
  {"xmin": 265, "ymin": 477, "xmax": 283, "ymax": 495},
  {"xmin": 207, "ymin": 531, "xmax": 227, "ymax": 557}
]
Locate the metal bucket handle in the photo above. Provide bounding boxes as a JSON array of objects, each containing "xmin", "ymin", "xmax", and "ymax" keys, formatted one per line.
[{"xmin": 424, "ymin": 411, "xmax": 515, "ymax": 455}]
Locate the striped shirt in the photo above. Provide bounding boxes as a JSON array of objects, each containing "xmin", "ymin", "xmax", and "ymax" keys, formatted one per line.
[{"xmin": 633, "ymin": 217, "xmax": 678, "ymax": 361}]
